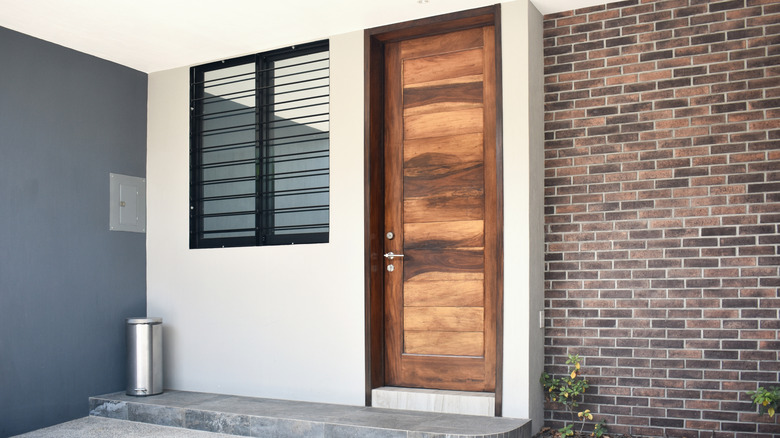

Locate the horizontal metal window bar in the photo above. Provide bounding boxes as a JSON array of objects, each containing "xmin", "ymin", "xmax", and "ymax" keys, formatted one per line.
[
  {"xmin": 198, "ymin": 106, "xmax": 255, "ymax": 121},
  {"xmin": 201, "ymin": 88, "xmax": 255, "ymax": 104},
  {"xmin": 198, "ymin": 204, "xmax": 328, "ymax": 220},
  {"xmin": 269, "ymin": 73, "xmax": 328, "ymax": 87},
  {"xmin": 197, "ymin": 69, "xmax": 254, "ymax": 87},
  {"xmin": 266, "ymin": 205, "xmax": 329, "ymax": 214},
  {"xmin": 201, "ymin": 175, "xmax": 256, "ymax": 186},
  {"xmin": 257, "ymin": 56, "xmax": 329, "ymax": 75},
  {"xmin": 201, "ymin": 141, "xmax": 256, "ymax": 153},
  {"xmin": 260, "ymin": 93, "xmax": 330, "ymax": 111},
  {"xmin": 201, "ymin": 123, "xmax": 255, "ymax": 137},
  {"xmin": 266, "ymin": 131, "xmax": 329, "ymax": 143},
  {"xmin": 271, "ymin": 66, "xmax": 329, "ymax": 84},
  {"xmin": 199, "ymin": 203, "xmax": 328, "ymax": 217},
  {"xmin": 262, "ymin": 186, "xmax": 328, "ymax": 195},
  {"xmin": 265, "ymin": 112, "xmax": 330, "ymax": 126},
  {"xmin": 265, "ymin": 120, "xmax": 329, "ymax": 133},
  {"xmin": 201, "ymin": 193, "xmax": 256, "ymax": 202},
  {"xmin": 257, "ymin": 71, "xmax": 329, "ymax": 91},
  {"xmin": 201, "ymin": 227, "xmax": 256, "ymax": 235},
  {"xmin": 200, "ymin": 157, "xmax": 256, "ymax": 169},
  {"xmin": 260, "ymin": 188, "xmax": 329, "ymax": 197},
  {"xmin": 201, "ymin": 116, "xmax": 328, "ymax": 137},
  {"xmin": 195, "ymin": 88, "xmax": 256, "ymax": 104},
  {"xmin": 261, "ymin": 224, "xmax": 329, "ymax": 232},
  {"xmin": 197, "ymin": 151, "xmax": 328, "ymax": 170},
  {"xmin": 264, "ymin": 167, "xmax": 329, "ymax": 178},
  {"xmin": 200, "ymin": 210, "xmax": 256, "ymax": 219},
  {"xmin": 265, "ymin": 124, "xmax": 328, "ymax": 135},
  {"xmin": 264, "ymin": 149, "xmax": 328, "ymax": 160},
  {"xmin": 201, "ymin": 140, "xmax": 256, "ymax": 152},
  {"xmin": 265, "ymin": 172, "xmax": 329, "ymax": 183},
  {"xmin": 263, "ymin": 154, "xmax": 329, "ymax": 166},
  {"xmin": 194, "ymin": 90, "xmax": 257, "ymax": 105},
  {"xmin": 201, "ymin": 186, "xmax": 328, "ymax": 202},
  {"xmin": 261, "ymin": 97, "xmax": 329, "ymax": 113},
  {"xmin": 265, "ymin": 138, "xmax": 327, "ymax": 151},
  {"xmin": 200, "ymin": 72, "xmax": 255, "ymax": 89},
  {"xmin": 264, "ymin": 131, "xmax": 328, "ymax": 145},
  {"xmin": 200, "ymin": 131, "xmax": 327, "ymax": 151},
  {"xmin": 262, "ymin": 84, "xmax": 329, "ymax": 101}
]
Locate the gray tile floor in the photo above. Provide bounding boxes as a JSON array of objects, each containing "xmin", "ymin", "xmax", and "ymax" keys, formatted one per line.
[
  {"xmin": 12, "ymin": 416, "xmax": 240, "ymax": 438},
  {"xmin": 15, "ymin": 390, "xmax": 531, "ymax": 438}
]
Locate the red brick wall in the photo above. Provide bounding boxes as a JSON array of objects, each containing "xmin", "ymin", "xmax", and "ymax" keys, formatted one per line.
[{"xmin": 542, "ymin": 1, "xmax": 780, "ymax": 437}]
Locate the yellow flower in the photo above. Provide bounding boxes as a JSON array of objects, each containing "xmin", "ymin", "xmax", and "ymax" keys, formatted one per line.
[
  {"xmin": 763, "ymin": 400, "xmax": 769, "ymax": 406},
  {"xmin": 769, "ymin": 407, "xmax": 775, "ymax": 417},
  {"xmin": 549, "ymin": 387, "xmax": 554, "ymax": 392},
  {"xmin": 578, "ymin": 412, "xmax": 583, "ymax": 418},
  {"xmin": 571, "ymin": 371, "xmax": 577, "ymax": 379},
  {"xmin": 588, "ymin": 414, "xmax": 594, "ymax": 420},
  {"xmin": 576, "ymin": 362, "xmax": 581, "ymax": 370},
  {"xmin": 563, "ymin": 392, "xmax": 569, "ymax": 398}
]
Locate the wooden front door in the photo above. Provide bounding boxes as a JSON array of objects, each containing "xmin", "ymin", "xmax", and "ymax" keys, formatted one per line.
[{"xmin": 381, "ymin": 24, "xmax": 499, "ymax": 392}]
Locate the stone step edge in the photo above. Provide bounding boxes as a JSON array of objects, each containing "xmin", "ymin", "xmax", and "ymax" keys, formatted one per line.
[{"xmin": 89, "ymin": 395, "xmax": 530, "ymax": 438}]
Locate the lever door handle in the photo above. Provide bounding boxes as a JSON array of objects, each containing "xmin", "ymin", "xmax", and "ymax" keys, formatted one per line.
[{"xmin": 384, "ymin": 252, "xmax": 404, "ymax": 260}]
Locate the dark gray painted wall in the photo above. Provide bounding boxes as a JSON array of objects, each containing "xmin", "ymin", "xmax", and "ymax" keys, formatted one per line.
[{"xmin": 0, "ymin": 27, "xmax": 147, "ymax": 437}]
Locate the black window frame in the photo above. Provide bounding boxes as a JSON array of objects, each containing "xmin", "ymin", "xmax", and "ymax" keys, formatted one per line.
[{"xmin": 189, "ymin": 40, "xmax": 330, "ymax": 249}]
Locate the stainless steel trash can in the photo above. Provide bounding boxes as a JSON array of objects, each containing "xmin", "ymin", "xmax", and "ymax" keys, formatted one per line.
[{"xmin": 126, "ymin": 317, "xmax": 163, "ymax": 396}]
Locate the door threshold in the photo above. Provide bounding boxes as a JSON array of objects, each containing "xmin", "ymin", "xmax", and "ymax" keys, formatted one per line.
[{"xmin": 371, "ymin": 386, "xmax": 495, "ymax": 417}]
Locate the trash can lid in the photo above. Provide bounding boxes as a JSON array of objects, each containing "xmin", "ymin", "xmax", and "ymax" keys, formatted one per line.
[{"xmin": 126, "ymin": 317, "xmax": 162, "ymax": 324}]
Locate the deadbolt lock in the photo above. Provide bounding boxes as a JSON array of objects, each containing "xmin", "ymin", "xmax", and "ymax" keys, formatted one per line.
[
  {"xmin": 387, "ymin": 264, "xmax": 395, "ymax": 272},
  {"xmin": 386, "ymin": 231, "xmax": 394, "ymax": 240}
]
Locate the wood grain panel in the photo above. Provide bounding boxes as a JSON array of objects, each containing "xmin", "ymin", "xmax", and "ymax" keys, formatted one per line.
[
  {"xmin": 405, "ymin": 331, "xmax": 484, "ymax": 356},
  {"xmin": 400, "ymin": 27, "xmax": 483, "ymax": 59},
  {"xmin": 404, "ymin": 194, "xmax": 484, "ymax": 223},
  {"xmin": 403, "ymin": 75, "xmax": 483, "ymax": 89},
  {"xmin": 409, "ymin": 271, "xmax": 484, "ymax": 282},
  {"xmin": 404, "ymin": 161, "xmax": 484, "ymax": 199},
  {"xmin": 404, "ymin": 107, "xmax": 484, "ymax": 140},
  {"xmin": 399, "ymin": 354, "xmax": 487, "ymax": 391},
  {"xmin": 405, "ymin": 280, "xmax": 483, "ymax": 307},
  {"xmin": 403, "ymin": 82, "xmax": 483, "ymax": 116},
  {"xmin": 404, "ymin": 220, "xmax": 484, "ymax": 249},
  {"xmin": 403, "ymin": 49, "xmax": 483, "ymax": 86},
  {"xmin": 404, "ymin": 133, "xmax": 483, "ymax": 163},
  {"xmin": 404, "ymin": 307, "xmax": 484, "ymax": 332},
  {"xmin": 403, "ymin": 248, "xmax": 484, "ymax": 281}
]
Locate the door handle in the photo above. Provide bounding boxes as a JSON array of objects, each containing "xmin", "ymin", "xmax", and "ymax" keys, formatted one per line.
[{"xmin": 384, "ymin": 252, "xmax": 404, "ymax": 260}]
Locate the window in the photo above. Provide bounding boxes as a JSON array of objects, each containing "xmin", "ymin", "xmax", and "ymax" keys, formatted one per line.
[{"xmin": 190, "ymin": 41, "xmax": 329, "ymax": 248}]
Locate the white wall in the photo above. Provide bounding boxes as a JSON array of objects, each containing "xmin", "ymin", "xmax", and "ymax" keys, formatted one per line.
[
  {"xmin": 146, "ymin": 31, "xmax": 367, "ymax": 405},
  {"xmin": 501, "ymin": 0, "xmax": 545, "ymax": 429},
  {"xmin": 146, "ymin": 0, "xmax": 544, "ymax": 428}
]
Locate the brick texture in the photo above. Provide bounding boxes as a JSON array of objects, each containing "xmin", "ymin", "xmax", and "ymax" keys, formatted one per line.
[{"xmin": 543, "ymin": 1, "xmax": 780, "ymax": 437}]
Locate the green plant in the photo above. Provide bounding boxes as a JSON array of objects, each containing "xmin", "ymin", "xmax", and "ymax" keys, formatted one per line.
[
  {"xmin": 591, "ymin": 419, "xmax": 607, "ymax": 438},
  {"xmin": 541, "ymin": 354, "xmax": 607, "ymax": 437},
  {"xmin": 748, "ymin": 386, "xmax": 779, "ymax": 417},
  {"xmin": 559, "ymin": 423, "xmax": 574, "ymax": 437}
]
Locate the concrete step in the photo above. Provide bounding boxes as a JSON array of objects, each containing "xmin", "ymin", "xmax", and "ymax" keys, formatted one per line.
[
  {"xmin": 371, "ymin": 387, "xmax": 495, "ymax": 417},
  {"xmin": 89, "ymin": 390, "xmax": 531, "ymax": 438}
]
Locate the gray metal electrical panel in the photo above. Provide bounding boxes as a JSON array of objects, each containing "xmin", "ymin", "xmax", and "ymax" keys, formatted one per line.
[{"xmin": 109, "ymin": 173, "xmax": 146, "ymax": 233}]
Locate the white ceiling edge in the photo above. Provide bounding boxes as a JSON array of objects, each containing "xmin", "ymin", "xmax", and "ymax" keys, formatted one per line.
[
  {"xmin": 531, "ymin": 0, "xmax": 612, "ymax": 15},
  {"xmin": 0, "ymin": 0, "xmax": 610, "ymax": 73}
]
